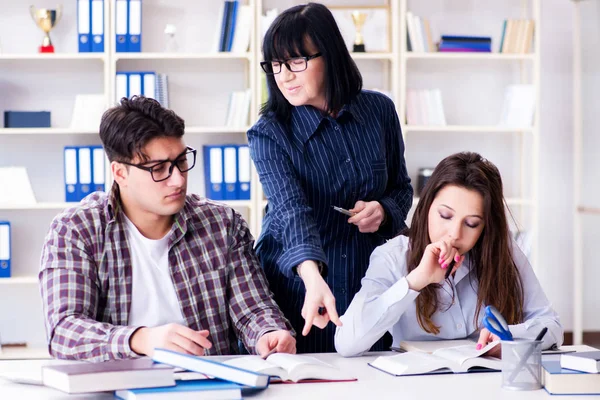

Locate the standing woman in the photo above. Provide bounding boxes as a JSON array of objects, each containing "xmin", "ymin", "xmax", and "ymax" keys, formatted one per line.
[{"xmin": 247, "ymin": 3, "xmax": 413, "ymax": 353}]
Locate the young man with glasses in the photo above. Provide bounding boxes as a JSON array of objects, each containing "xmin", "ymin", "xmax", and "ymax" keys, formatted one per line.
[{"xmin": 40, "ymin": 96, "xmax": 295, "ymax": 362}]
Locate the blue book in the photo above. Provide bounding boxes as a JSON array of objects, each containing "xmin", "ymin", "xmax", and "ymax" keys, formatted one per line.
[
  {"xmin": 115, "ymin": 0, "xmax": 128, "ymax": 52},
  {"xmin": 115, "ymin": 379, "xmax": 242, "ymax": 399},
  {"xmin": 91, "ymin": 0, "xmax": 105, "ymax": 52},
  {"xmin": 226, "ymin": 1, "xmax": 239, "ymax": 51},
  {"xmin": 128, "ymin": 0, "xmax": 142, "ymax": 52},
  {"xmin": 77, "ymin": 0, "xmax": 91, "ymax": 52},
  {"xmin": 4, "ymin": 111, "xmax": 50, "ymax": 128},
  {"xmin": 152, "ymin": 348, "xmax": 270, "ymax": 389},
  {"xmin": 0, "ymin": 221, "xmax": 11, "ymax": 278},
  {"xmin": 542, "ymin": 360, "xmax": 600, "ymax": 395},
  {"xmin": 440, "ymin": 35, "xmax": 492, "ymax": 42}
]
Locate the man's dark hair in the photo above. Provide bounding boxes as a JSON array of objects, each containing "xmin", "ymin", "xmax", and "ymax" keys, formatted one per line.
[{"xmin": 99, "ymin": 95, "xmax": 185, "ymax": 163}]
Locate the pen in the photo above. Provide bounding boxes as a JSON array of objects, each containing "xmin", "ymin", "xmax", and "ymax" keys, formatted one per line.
[
  {"xmin": 444, "ymin": 260, "xmax": 456, "ymax": 279},
  {"xmin": 332, "ymin": 206, "xmax": 356, "ymax": 217}
]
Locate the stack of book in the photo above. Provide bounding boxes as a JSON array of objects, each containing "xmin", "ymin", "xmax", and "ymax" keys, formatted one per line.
[
  {"xmin": 438, "ymin": 35, "xmax": 492, "ymax": 53},
  {"xmin": 405, "ymin": 89, "xmax": 446, "ymax": 126},
  {"xmin": 213, "ymin": 1, "xmax": 253, "ymax": 53},
  {"xmin": 499, "ymin": 19, "xmax": 535, "ymax": 54},
  {"xmin": 542, "ymin": 351, "xmax": 600, "ymax": 395}
]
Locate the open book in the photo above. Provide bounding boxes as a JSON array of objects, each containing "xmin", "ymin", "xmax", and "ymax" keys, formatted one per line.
[
  {"xmin": 370, "ymin": 341, "xmax": 501, "ymax": 376},
  {"xmin": 223, "ymin": 353, "xmax": 356, "ymax": 383}
]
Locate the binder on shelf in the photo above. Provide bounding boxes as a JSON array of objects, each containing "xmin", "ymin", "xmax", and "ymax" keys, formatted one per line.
[
  {"xmin": 0, "ymin": 221, "xmax": 10, "ymax": 278},
  {"xmin": 91, "ymin": 0, "xmax": 104, "ymax": 53},
  {"xmin": 78, "ymin": 147, "xmax": 93, "ymax": 200},
  {"xmin": 128, "ymin": 72, "xmax": 142, "ymax": 97},
  {"xmin": 226, "ymin": 1, "xmax": 239, "ymax": 52},
  {"xmin": 237, "ymin": 145, "xmax": 251, "ymax": 200},
  {"xmin": 115, "ymin": 72, "xmax": 128, "ymax": 104},
  {"xmin": 223, "ymin": 145, "xmax": 237, "ymax": 200},
  {"xmin": 128, "ymin": 0, "xmax": 142, "ymax": 52},
  {"xmin": 156, "ymin": 73, "xmax": 169, "ymax": 108},
  {"xmin": 142, "ymin": 72, "xmax": 156, "ymax": 99},
  {"xmin": 115, "ymin": 0, "xmax": 128, "ymax": 52},
  {"xmin": 64, "ymin": 147, "xmax": 79, "ymax": 202},
  {"xmin": 91, "ymin": 146, "xmax": 106, "ymax": 192},
  {"xmin": 203, "ymin": 146, "xmax": 224, "ymax": 200},
  {"xmin": 77, "ymin": 0, "xmax": 91, "ymax": 52}
]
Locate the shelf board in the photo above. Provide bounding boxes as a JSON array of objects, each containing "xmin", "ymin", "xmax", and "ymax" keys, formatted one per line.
[
  {"xmin": 0, "ymin": 53, "xmax": 106, "ymax": 61},
  {"xmin": 0, "ymin": 202, "xmax": 77, "ymax": 210},
  {"xmin": 0, "ymin": 128, "xmax": 98, "ymax": 135},
  {"xmin": 186, "ymin": 126, "xmax": 250, "ymax": 134},
  {"xmin": 0, "ymin": 276, "xmax": 37, "ymax": 284},
  {"xmin": 351, "ymin": 52, "xmax": 393, "ymax": 61},
  {"xmin": 405, "ymin": 52, "xmax": 536, "ymax": 61},
  {"xmin": 412, "ymin": 197, "xmax": 534, "ymax": 206},
  {"xmin": 114, "ymin": 52, "xmax": 252, "ymax": 61},
  {"xmin": 404, "ymin": 125, "xmax": 534, "ymax": 134}
]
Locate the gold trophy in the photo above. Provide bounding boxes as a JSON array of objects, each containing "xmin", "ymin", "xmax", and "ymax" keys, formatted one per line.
[
  {"xmin": 30, "ymin": 5, "xmax": 63, "ymax": 53},
  {"xmin": 351, "ymin": 11, "xmax": 368, "ymax": 52}
]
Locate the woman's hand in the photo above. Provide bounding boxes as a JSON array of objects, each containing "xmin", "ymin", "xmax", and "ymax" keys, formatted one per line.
[
  {"xmin": 348, "ymin": 201, "xmax": 386, "ymax": 233},
  {"xmin": 406, "ymin": 240, "xmax": 465, "ymax": 291},
  {"xmin": 476, "ymin": 328, "xmax": 502, "ymax": 358},
  {"xmin": 297, "ymin": 261, "xmax": 342, "ymax": 336}
]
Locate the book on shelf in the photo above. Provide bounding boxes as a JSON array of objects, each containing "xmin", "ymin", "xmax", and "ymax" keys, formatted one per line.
[
  {"xmin": 438, "ymin": 36, "xmax": 492, "ymax": 53},
  {"xmin": 393, "ymin": 339, "xmax": 478, "ymax": 354},
  {"xmin": 0, "ymin": 167, "xmax": 37, "ymax": 206},
  {"xmin": 223, "ymin": 353, "xmax": 357, "ymax": 383},
  {"xmin": 498, "ymin": 84, "xmax": 535, "ymax": 128},
  {"xmin": 406, "ymin": 89, "xmax": 446, "ymax": 126},
  {"xmin": 225, "ymin": 89, "xmax": 252, "ymax": 128},
  {"xmin": 543, "ymin": 360, "xmax": 600, "ymax": 395},
  {"xmin": 152, "ymin": 348, "xmax": 270, "ymax": 389},
  {"xmin": 560, "ymin": 351, "xmax": 600, "ymax": 373},
  {"xmin": 213, "ymin": 1, "xmax": 252, "ymax": 53},
  {"xmin": 70, "ymin": 94, "xmax": 107, "ymax": 131},
  {"xmin": 41, "ymin": 358, "xmax": 175, "ymax": 394},
  {"xmin": 0, "ymin": 220, "xmax": 11, "ymax": 278},
  {"xmin": 115, "ymin": 379, "xmax": 242, "ymax": 400},
  {"xmin": 500, "ymin": 19, "xmax": 534, "ymax": 54},
  {"xmin": 369, "ymin": 341, "xmax": 501, "ymax": 376}
]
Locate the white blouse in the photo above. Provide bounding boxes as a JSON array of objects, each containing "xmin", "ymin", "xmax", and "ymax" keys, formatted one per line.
[{"xmin": 334, "ymin": 235, "xmax": 563, "ymax": 357}]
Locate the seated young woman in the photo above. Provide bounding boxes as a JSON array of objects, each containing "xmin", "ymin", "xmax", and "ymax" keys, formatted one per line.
[{"xmin": 335, "ymin": 152, "xmax": 563, "ymax": 357}]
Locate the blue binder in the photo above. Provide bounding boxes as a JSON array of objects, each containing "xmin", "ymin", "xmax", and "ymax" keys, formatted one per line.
[
  {"xmin": 77, "ymin": 0, "xmax": 91, "ymax": 52},
  {"xmin": 78, "ymin": 146, "xmax": 93, "ymax": 200},
  {"xmin": 223, "ymin": 145, "xmax": 237, "ymax": 200},
  {"xmin": 128, "ymin": 0, "xmax": 142, "ymax": 52},
  {"xmin": 115, "ymin": 0, "xmax": 128, "ymax": 52},
  {"xmin": 91, "ymin": 0, "xmax": 104, "ymax": 52},
  {"xmin": 115, "ymin": 72, "xmax": 129, "ymax": 103},
  {"xmin": 64, "ymin": 146, "xmax": 79, "ymax": 202},
  {"xmin": 236, "ymin": 144, "xmax": 251, "ymax": 200},
  {"xmin": 203, "ymin": 146, "xmax": 224, "ymax": 200},
  {"xmin": 91, "ymin": 146, "xmax": 106, "ymax": 192},
  {"xmin": 0, "ymin": 221, "xmax": 10, "ymax": 278},
  {"xmin": 226, "ymin": 1, "xmax": 239, "ymax": 51}
]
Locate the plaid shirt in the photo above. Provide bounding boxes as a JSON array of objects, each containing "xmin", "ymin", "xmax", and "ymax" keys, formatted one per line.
[{"xmin": 39, "ymin": 184, "xmax": 292, "ymax": 362}]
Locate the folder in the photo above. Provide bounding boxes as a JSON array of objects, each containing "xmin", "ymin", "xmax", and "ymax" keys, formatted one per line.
[
  {"xmin": 91, "ymin": 146, "xmax": 106, "ymax": 192},
  {"xmin": 115, "ymin": 72, "xmax": 128, "ymax": 104},
  {"xmin": 236, "ymin": 145, "xmax": 251, "ymax": 200},
  {"xmin": 142, "ymin": 72, "xmax": 156, "ymax": 99},
  {"xmin": 226, "ymin": 1, "xmax": 239, "ymax": 52},
  {"xmin": 91, "ymin": 0, "xmax": 104, "ymax": 52},
  {"xmin": 0, "ymin": 221, "xmax": 10, "ymax": 278},
  {"xmin": 128, "ymin": 73, "xmax": 142, "ymax": 97},
  {"xmin": 223, "ymin": 145, "xmax": 237, "ymax": 200},
  {"xmin": 128, "ymin": 0, "xmax": 142, "ymax": 52},
  {"xmin": 203, "ymin": 146, "xmax": 224, "ymax": 200},
  {"xmin": 78, "ymin": 147, "xmax": 93, "ymax": 200},
  {"xmin": 64, "ymin": 147, "xmax": 79, "ymax": 202},
  {"xmin": 115, "ymin": 0, "xmax": 128, "ymax": 52},
  {"xmin": 77, "ymin": 0, "xmax": 91, "ymax": 52}
]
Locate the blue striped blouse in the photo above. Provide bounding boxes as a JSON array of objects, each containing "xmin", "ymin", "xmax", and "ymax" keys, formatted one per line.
[{"xmin": 247, "ymin": 90, "xmax": 413, "ymax": 353}]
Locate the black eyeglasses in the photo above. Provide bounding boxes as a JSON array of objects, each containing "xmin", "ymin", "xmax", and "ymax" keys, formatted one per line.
[
  {"xmin": 120, "ymin": 147, "xmax": 197, "ymax": 182},
  {"xmin": 260, "ymin": 53, "xmax": 322, "ymax": 75}
]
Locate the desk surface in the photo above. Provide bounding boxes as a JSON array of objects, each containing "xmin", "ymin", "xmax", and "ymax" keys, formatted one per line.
[{"xmin": 0, "ymin": 346, "xmax": 592, "ymax": 399}]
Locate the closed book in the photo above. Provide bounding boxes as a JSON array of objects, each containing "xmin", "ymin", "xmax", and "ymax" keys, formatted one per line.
[
  {"xmin": 560, "ymin": 351, "xmax": 600, "ymax": 373},
  {"xmin": 4, "ymin": 111, "xmax": 51, "ymax": 128},
  {"xmin": 542, "ymin": 360, "xmax": 600, "ymax": 395},
  {"xmin": 223, "ymin": 353, "xmax": 357, "ymax": 383},
  {"xmin": 440, "ymin": 35, "xmax": 491, "ymax": 42},
  {"xmin": 152, "ymin": 348, "xmax": 270, "ymax": 389},
  {"xmin": 42, "ymin": 358, "xmax": 175, "ymax": 394},
  {"xmin": 115, "ymin": 379, "xmax": 242, "ymax": 399}
]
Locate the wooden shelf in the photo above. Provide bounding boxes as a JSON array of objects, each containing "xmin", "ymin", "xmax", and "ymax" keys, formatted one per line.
[
  {"xmin": 403, "ymin": 125, "xmax": 534, "ymax": 134},
  {"xmin": 0, "ymin": 203, "xmax": 77, "ymax": 210},
  {"xmin": 0, "ymin": 53, "xmax": 106, "ymax": 61},
  {"xmin": 351, "ymin": 52, "xmax": 394, "ymax": 61},
  {"xmin": 114, "ymin": 52, "xmax": 252, "ymax": 61},
  {"xmin": 0, "ymin": 276, "xmax": 37, "ymax": 284},
  {"xmin": 405, "ymin": 52, "xmax": 536, "ymax": 61},
  {"xmin": 186, "ymin": 126, "xmax": 250, "ymax": 134},
  {"xmin": 0, "ymin": 128, "xmax": 98, "ymax": 135}
]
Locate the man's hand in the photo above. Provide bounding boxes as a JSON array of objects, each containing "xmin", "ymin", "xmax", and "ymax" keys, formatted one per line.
[
  {"xmin": 297, "ymin": 261, "xmax": 342, "ymax": 336},
  {"xmin": 256, "ymin": 330, "xmax": 296, "ymax": 358},
  {"xmin": 347, "ymin": 201, "xmax": 386, "ymax": 233},
  {"xmin": 130, "ymin": 323, "xmax": 212, "ymax": 357}
]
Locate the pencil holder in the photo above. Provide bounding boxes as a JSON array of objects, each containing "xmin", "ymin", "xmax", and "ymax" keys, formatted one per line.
[{"xmin": 501, "ymin": 339, "xmax": 543, "ymax": 390}]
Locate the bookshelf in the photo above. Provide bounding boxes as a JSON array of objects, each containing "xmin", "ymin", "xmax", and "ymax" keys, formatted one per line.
[{"xmin": 0, "ymin": 0, "xmax": 542, "ymax": 347}]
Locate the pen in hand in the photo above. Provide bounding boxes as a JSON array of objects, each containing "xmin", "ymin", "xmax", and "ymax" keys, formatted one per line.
[{"xmin": 332, "ymin": 206, "xmax": 357, "ymax": 217}]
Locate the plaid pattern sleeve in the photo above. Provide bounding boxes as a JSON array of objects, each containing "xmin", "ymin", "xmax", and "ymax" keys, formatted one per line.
[
  {"xmin": 39, "ymin": 196, "xmax": 138, "ymax": 362},
  {"xmin": 225, "ymin": 211, "xmax": 294, "ymax": 353}
]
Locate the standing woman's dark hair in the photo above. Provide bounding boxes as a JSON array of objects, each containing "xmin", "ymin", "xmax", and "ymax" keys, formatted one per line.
[
  {"xmin": 260, "ymin": 2, "xmax": 362, "ymax": 122},
  {"xmin": 407, "ymin": 152, "xmax": 524, "ymax": 334}
]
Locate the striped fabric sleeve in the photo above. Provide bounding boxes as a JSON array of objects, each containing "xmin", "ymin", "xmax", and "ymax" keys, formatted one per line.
[
  {"xmin": 377, "ymin": 99, "xmax": 414, "ymax": 238},
  {"xmin": 248, "ymin": 126, "xmax": 327, "ymax": 277},
  {"xmin": 39, "ymin": 217, "xmax": 138, "ymax": 362},
  {"xmin": 225, "ymin": 211, "xmax": 293, "ymax": 354}
]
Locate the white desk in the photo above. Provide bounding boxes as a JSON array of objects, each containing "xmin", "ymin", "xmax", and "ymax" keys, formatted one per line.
[{"xmin": 0, "ymin": 346, "xmax": 591, "ymax": 399}]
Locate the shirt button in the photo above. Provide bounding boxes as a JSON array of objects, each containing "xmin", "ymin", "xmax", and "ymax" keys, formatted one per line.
[
  {"xmin": 346, "ymin": 158, "xmax": 351, "ymax": 163},
  {"xmin": 457, "ymin": 323, "xmax": 463, "ymax": 329},
  {"xmin": 341, "ymin": 289, "xmax": 346, "ymax": 294},
  {"xmin": 341, "ymin": 254, "xmax": 347, "ymax": 258},
  {"xmin": 334, "ymin": 126, "xmax": 340, "ymax": 131}
]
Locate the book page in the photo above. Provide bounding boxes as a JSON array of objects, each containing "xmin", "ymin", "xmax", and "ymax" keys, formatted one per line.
[
  {"xmin": 223, "ymin": 356, "xmax": 287, "ymax": 380},
  {"xmin": 400, "ymin": 339, "xmax": 477, "ymax": 354},
  {"xmin": 266, "ymin": 354, "xmax": 354, "ymax": 382},
  {"xmin": 370, "ymin": 352, "xmax": 454, "ymax": 376},
  {"xmin": 433, "ymin": 341, "xmax": 500, "ymax": 366}
]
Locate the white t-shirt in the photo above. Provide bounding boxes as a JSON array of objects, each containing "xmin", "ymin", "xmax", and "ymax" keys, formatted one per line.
[{"xmin": 124, "ymin": 215, "xmax": 186, "ymax": 327}]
